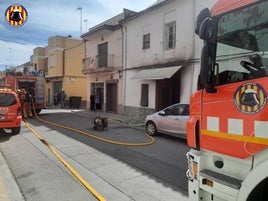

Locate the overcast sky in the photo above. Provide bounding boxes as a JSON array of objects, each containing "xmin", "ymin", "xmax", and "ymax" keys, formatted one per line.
[{"xmin": 0, "ymin": 0, "xmax": 157, "ymax": 70}]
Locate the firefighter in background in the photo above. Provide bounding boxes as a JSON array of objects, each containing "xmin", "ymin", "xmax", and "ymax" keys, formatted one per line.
[
  {"xmin": 29, "ymin": 86, "xmax": 35, "ymax": 109},
  {"xmin": 16, "ymin": 89, "xmax": 23, "ymax": 112},
  {"xmin": 16, "ymin": 89, "xmax": 21, "ymax": 99},
  {"xmin": 20, "ymin": 88, "xmax": 33, "ymax": 119}
]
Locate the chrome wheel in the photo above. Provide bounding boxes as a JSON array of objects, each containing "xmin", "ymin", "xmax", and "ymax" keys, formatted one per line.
[{"xmin": 146, "ymin": 121, "xmax": 157, "ymax": 136}]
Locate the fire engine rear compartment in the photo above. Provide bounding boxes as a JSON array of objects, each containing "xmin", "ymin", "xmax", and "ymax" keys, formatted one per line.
[
  {"xmin": 14, "ymin": 76, "xmax": 45, "ymax": 113},
  {"xmin": 18, "ymin": 80, "xmax": 35, "ymax": 90}
]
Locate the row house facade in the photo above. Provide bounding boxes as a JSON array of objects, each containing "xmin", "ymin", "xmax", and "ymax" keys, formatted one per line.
[
  {"xmin": 82, "ymin": 0, "xmax": 214, "ymax": 117},
  {"xmin": 31, "ymin": 47, "xmax": 47, "ymax": 76},
  {"xmin": 82, "ymin": 9, "xmax": 136, "ymax": 114},
  {"xmin": 122, "ymin": 0, "xmax": 214, "ymax": 117},
  {"xmin": 32, "ymin": 36, "xmax": 87, "ymax": 107}
]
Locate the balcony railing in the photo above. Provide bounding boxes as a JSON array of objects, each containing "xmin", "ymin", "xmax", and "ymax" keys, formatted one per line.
[{"xmin": 83, "ymin": 54, "xmax": 115, "ymax": 74}]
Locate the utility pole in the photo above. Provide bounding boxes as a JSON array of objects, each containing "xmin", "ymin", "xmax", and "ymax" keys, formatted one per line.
[
  {"xmin": 9, "ymin": 48, "xmax": 12, "ymax": 68},
  {"xmin": 77, "ymin": 7, "xmax": 82, "ymax": 36}
]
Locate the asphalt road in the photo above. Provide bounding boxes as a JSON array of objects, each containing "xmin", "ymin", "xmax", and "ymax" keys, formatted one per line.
[{"xmin": 0, "ymin": 109, "xmax": 189, "ymax": 201}]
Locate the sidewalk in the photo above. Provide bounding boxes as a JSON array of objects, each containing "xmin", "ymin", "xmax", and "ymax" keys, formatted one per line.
[
  {"xmin": 0, "ymin": 152, "xmax": 25, "ymax": 201},
  {"xmin": 0, "ymin": 109, "xmax": 145, "ymax": 201},
  {"xmin": 0, "ymin": 109, "xmax": 188, "ymax": 201},
  {"xmin": 0, "ymin": 108, "xmax": 188, "ymax": 201}
]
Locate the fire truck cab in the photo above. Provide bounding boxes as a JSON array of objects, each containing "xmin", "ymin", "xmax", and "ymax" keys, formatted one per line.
[{"xmin": 187, "ymin": 0, "xmax": 268, "ymax": 200}]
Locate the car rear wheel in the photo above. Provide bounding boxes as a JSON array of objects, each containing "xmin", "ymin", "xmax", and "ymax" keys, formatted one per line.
[
  {"xmin": 12, "ymin": 127, "xmax": 21, "ymax": 135},
  {"xmin": 146, "ymin": 121, "xmax": 157, "ymax": 136}
]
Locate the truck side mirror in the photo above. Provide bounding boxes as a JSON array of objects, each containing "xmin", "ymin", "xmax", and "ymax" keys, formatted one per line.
[
  {"xmin": 195, "ymin": 8, "xmax": 210, "ymax": 35},
  {"xmin": 199, "ymin": 18, "xmax": 214, "ymax": 40}
]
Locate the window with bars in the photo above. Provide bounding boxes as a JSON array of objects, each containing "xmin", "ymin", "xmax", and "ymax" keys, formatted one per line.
[
  {"xmin": 143, "ymin": 34, "xmax": 150, "ymax": 49},
  {"xmin": 166, "ymin": 23, "xmax": 176, "ymax": 49}
]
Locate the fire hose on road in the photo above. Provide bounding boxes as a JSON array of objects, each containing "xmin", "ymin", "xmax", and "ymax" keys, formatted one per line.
[{"xmin": 23, "ymin": 104, "xmax": 155, "ymax": 200}]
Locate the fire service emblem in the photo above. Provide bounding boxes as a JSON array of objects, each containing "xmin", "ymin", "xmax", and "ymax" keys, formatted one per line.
[
  {"xmin": 5, "ymin": 4, "xmax": 28, "ymax": 27},
  {"xmin": 234, "ymin": 83, "xmax": 267, "ymax": 114}
]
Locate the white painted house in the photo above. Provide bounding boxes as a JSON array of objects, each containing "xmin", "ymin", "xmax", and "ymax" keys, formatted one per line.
[
  {"xmin": 121, "ymin": 0, "xmax": 214, "ymax": 117},
  {"xmin": 82, "ymin": 0, "xmax": 214, "ymax": 117}
]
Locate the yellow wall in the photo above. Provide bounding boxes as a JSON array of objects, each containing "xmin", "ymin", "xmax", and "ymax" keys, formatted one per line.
[
  {"xmin": 43, "ymin": 36, "xmax": 87, "ymax": 107},
  {"xmin": 65, "ymin": 42, "xmax": 85, "ymax": 77},
  {"xmin": 63, "ymin": 40, "xmax": 87, "ymax": 101},
  {"xmin": 48, "ymin": 49, "xmax": 63, "ymax": 76},
  {"xmin": 32, "ymin": 47, "xmax": 46, "ymax": 72},
  {"xmin": 63, "ymin": 77, "xmax": 87, "ymax": 100}
]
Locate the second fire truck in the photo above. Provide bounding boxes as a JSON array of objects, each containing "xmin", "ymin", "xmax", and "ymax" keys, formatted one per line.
[{"xmin": 3, "ymin": 72, "xmax": 45, "ymax": 113}]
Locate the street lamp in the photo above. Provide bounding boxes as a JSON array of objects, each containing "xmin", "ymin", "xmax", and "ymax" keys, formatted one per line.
[
  {"xmin": 84, "ymin": 19, "xmax": 88, "ymax": 33},
  {"xmin": 77, "ymin": 7, "xmax": 82, "ymax": 36}
]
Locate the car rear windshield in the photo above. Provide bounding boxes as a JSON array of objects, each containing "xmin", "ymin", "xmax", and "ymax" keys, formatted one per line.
[{"xmin": 0, "ymin": 93, "xmax": 17, "ymax": 106}]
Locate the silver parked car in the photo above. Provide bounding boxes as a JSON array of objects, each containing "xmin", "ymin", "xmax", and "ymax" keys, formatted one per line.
[{"xmin": 145, "ymin": 103, "xmax": 189, "ymax": 138}]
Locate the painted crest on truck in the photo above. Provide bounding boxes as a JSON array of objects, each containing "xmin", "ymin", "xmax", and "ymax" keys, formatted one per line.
[{"xmin": 234, "ymin": 82, "xmax": 267, "ymax": 114}]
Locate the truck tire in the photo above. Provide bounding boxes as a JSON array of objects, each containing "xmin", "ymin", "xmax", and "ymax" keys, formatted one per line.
[{"xmin": 12, "ymin": 127, "xmax": 21, "ymax": 135}]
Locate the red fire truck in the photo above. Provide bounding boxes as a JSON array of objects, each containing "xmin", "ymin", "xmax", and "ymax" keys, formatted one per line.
[
  {"xmin": 3, "ymin": 73, "xmax": 45, "ymax": 114},
  {"xmin": 186, "ymin": 0, "xmax": 268, "ymax": 200}
]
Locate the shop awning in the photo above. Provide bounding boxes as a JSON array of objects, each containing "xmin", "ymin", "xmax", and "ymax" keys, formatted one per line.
[{"xmin": 131, "ymin": 66, "xmax": 182, "ymax": 80}]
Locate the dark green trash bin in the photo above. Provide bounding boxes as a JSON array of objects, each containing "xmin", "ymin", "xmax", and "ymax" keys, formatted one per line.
[{"xmin": 69, "ymin": 96, "xmax": 82, "ymax": 108}]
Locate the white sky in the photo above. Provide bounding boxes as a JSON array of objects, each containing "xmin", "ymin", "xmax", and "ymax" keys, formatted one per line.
[{"xmin": 0, "ymin": 0, "xmax": 157, "ymax": 70}]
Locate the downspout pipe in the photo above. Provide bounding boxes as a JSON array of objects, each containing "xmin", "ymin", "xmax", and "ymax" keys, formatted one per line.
[
  {"xmin": 63, "ymin": 49, "xmax": 65, "ymax": 77},
  {"xmin": 122, "ymin": 25, "xmax": 127, "ymax": 115}
]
